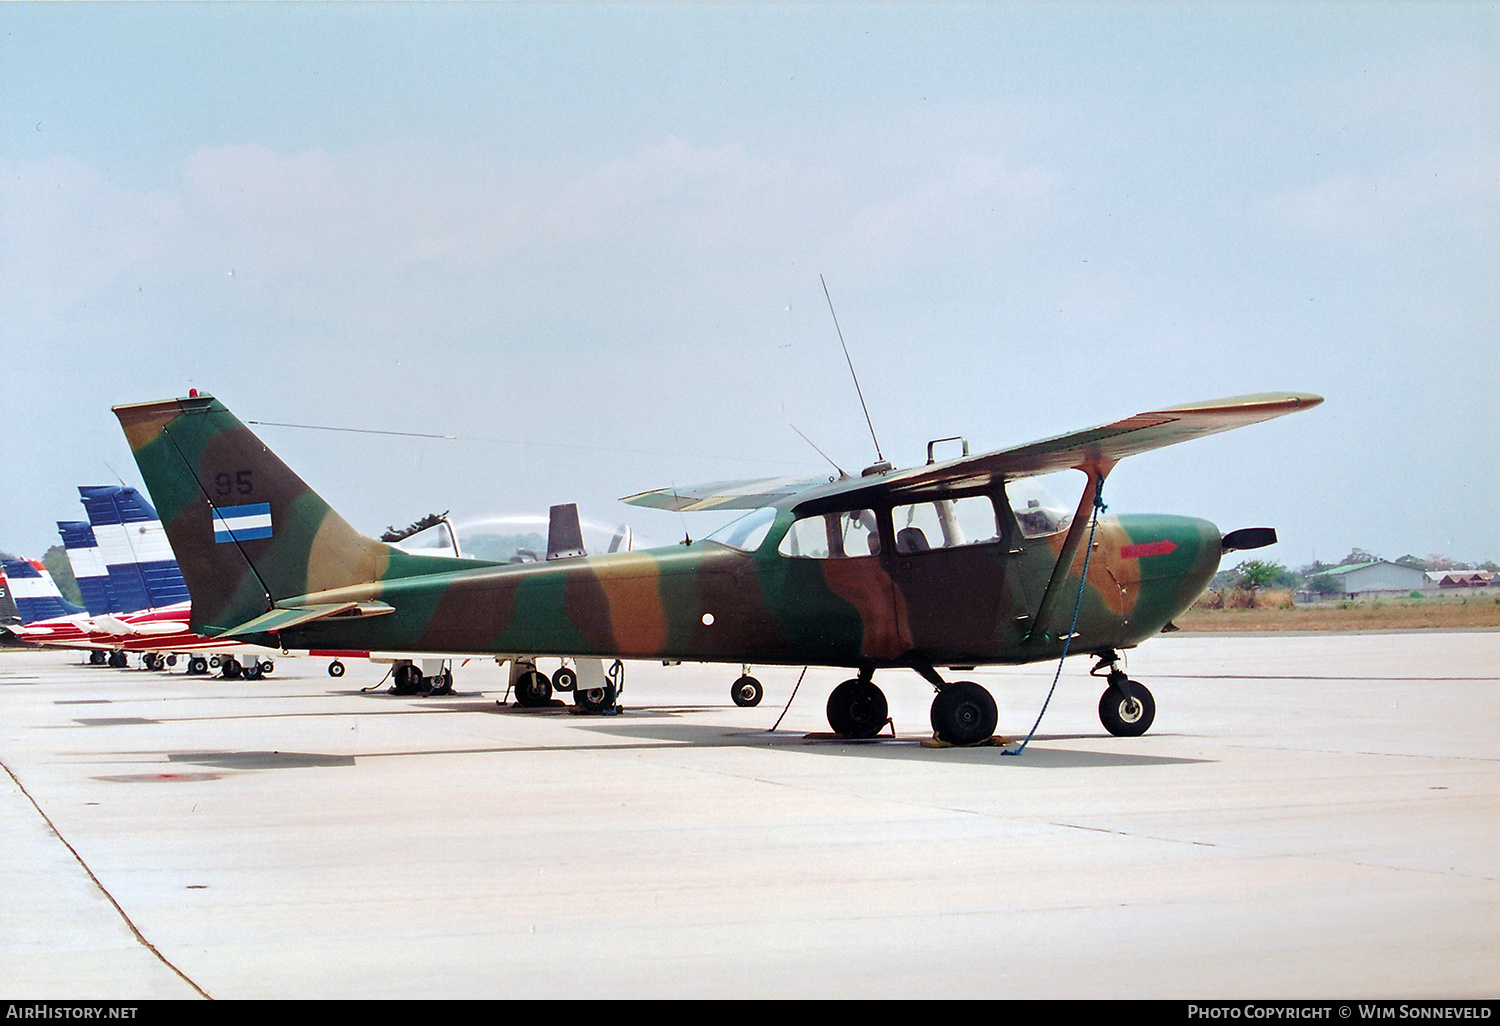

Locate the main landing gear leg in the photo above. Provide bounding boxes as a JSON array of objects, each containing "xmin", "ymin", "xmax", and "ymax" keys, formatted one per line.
[{"xmin": 1092, "ymin": 651, "xmax": 1156, "ymax": 737}]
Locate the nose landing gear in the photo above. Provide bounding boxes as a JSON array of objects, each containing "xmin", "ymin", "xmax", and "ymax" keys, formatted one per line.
[{"xmin": 1092, "ymin": 652, "xmax": 1155, "ymax": 737}]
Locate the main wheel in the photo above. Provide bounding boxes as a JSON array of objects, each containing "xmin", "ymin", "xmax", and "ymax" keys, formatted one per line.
[
  {"xmin": 1099, "ymin": 680, "xmax": 1155, "ymax": 737},
  {"xmin": 391, "ymin": 662, "xmax": 424, "ymax": 694},
  {"xmin": 826, "ymin": 679, "xmax": 888, "ymax": 739},
  {"xmin": 574, "ymin": 683, "xmax": 617, "ymax": 714},
  {"xmin": 551, "ymin": 666, "xmax": 578, "ymax": 692},
  {"xmin": 731, "ymin": 675, "xmax": 763, "ymax": 707},
  {"xmin": 188, "ymin": 656, "xmax": 208, "ymax": 675},
  {"xmin": 244, "ymin": 661, "xmax": 264, "ymax": 680},
  {"xmin": 514, "ymin": 669, "xmax": 552, "ymax": 707},
  {"xmin": 930, "ymin": 682, "xmax": 998, "ymax": 746},
  {"xmin": 328, "ymin": 660, "xmax": 345, "ymax": 678}
]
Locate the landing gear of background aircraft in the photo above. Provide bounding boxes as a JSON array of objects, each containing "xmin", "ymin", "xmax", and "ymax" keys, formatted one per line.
[
  {"xmin": 731, "ymin": 674, "xmax": 763, "ymax": 707},
  {"xmin": 1092, "ymin": 652, "xmax": 1155, "ymax": 737},
  {"xmin": 513, "ymin": 669, "xmax": 553, "ymax": 707},
  {"xmin": 391, "ymin": 662, "xmax": 425, "ymax": 695},
  {"xmin": 188, "ymin": 656, "xmax": 208, "ymax": 675},
  {"xmin": 551, "ymin": 666, "xmax": 577, "ymax": 692},
  {"xmin": 826, "ymin": 674, "xmax": 888, "ymax": 739},
  {"xmin": 327, "ymin": 660, "xmax": 345, "ymax": 678},
  {"xmin": 108, "ymin": 650, "xmax": 127, "ymax": 668},
  {"xmin": 574, "ymin": 683, "xmax": 617, "ymax": 713},
  {"xmin": 930, "ymin": 681, "xmax": 999, "ymax": 746},
  {"xmin": 89, "ymin": 650, "xmax": 107, "ymax": 666},
  {"xmin": 572, "ymin": 659, "xmax": 624, "ymax": 715},
  {"xmin": 427, "ymin": 669, "xmax": 454, "ymax": 695}
]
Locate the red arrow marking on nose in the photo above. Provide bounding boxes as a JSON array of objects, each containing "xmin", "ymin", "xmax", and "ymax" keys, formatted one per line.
[{"xmin": 1120, "ymin": 540, "xmax": 1177, "ymax": 559}]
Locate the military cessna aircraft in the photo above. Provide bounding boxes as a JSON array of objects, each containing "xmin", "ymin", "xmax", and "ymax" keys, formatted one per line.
[{"xmin": 114, "ymin": 389, "xmax": 1320, "ymax": 745}]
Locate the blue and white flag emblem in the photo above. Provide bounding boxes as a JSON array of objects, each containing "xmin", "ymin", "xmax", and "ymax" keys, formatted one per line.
[{"xmin": 213, "ymin": 503, "xmax": 273, "ymax": 543}]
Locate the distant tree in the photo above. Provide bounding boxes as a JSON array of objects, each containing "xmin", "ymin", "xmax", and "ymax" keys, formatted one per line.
[
  {"xmin": 1233, "ymin": 560, "xmax": 1293, "ymax": 591},
  {"xmin": 42, "ymin": 546, "xmax": 84, "ymax": 608},
  {"xmin": 1479, "ymin": 561, "xmax": 1500, "ymax": 573},
  {"xmin": 1425, "ymin": 553, "xmax": 1456, "ymax": 571},
  {"xmin": 1339, "ymin": 549, "xmax": 1379, "ymax": 566},
  {"xmin": 1307, "ymin": 574, "xmax": 1344, "ymax": 596},
  {"xmin": 1395, "ymin": 554, "xmax": 1427, "ymax": 569}
]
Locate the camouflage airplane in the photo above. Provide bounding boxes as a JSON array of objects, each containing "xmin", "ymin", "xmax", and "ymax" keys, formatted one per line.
[{"xmin": 114, "ymin": 389, "xmax": 1321, "ymax": 745}]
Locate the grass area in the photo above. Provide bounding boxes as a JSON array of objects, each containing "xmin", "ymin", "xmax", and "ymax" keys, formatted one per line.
[{"xmin": 1175, "ymin": 592, "xmax": 1500, "ymax": 631}]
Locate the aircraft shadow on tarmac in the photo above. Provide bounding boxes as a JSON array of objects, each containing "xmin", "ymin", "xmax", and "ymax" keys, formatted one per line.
[{"xmin": 127, "ymin": 728, "xmax": 1208, "ymax": 775}]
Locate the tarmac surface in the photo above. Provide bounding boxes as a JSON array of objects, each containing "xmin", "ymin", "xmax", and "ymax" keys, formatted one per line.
[{"xmin": 1, "ymin": 631, "xmax": 1496, "ymax": 1000}]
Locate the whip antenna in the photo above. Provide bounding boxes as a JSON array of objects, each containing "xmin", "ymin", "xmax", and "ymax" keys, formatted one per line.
[{"xmin": 820, "ymin": 275, "xmax": 886, "ymax": 469}]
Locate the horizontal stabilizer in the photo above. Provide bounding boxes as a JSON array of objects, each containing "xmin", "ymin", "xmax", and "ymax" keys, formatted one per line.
[{"xmin": 218, "ymin": 601, "xmax": 395, "ymax": 639}]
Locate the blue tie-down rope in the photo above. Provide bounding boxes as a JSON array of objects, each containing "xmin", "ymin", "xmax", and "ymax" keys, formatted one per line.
[{"xmin": 1003, "ymin": 480, "xmax": 1106, "ymax": 757}]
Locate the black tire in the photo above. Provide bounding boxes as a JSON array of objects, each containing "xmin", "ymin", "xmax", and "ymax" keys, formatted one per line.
[
  {"xmin": 89, "ymin": 650, "xmax": 107, "ymax": 666},
  {"xmin": 574, "ymin": 684, "xmax": 617, "ymax": 714},
  {"xmin": 188, "ymin": 656, "xmax": 208, "ymax": 676},
  {"xmin": 514, "ymin": 669, "xmax": 552, "ymax": 707},
  {"xmin": 260, "ymin": 660, "xmax": 274, "ymax": 676},
  {"xmin": 328, "ymin": 660, "xmax": 345, "ymax": 678},
  {"xmin": 108, "ymin": 650, "xmax": 127, "ymax": 668},
  {"xmin": 826, "ymin": 679, "xmax": 888, "ymax": 739},
  {"xmin": 930, "ymin": 682, "xmax": 998, "ymax": 746},
  {"xmin": 244, "ymin": 662, "xmax": 264, "ymax": 681},
  {"xmin": 1099, "ymin": 680, "xmax": 1155, "ymax": 737},
  {"xmin": 391, "ymin": 662, "xmax": 424, "ymax": 694},
  {"xmin": 221, "ymin": 658, "xmax": 243, "ymax": 680},
  {"xmin": 731, "ymin": 675, "xmax": 763, "ymax": 707},
  {"xmin": 551, "ymin": 667, "xmax": 578, "ymax": 692}
]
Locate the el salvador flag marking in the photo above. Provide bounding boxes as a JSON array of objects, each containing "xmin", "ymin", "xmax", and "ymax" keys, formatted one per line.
[{"xmin": 213, "ymin": 503, "xmax": 273, "ymax": 543}]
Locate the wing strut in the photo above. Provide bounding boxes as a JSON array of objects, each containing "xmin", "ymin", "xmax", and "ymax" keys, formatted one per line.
[{"xmin": 1023, "ymin": 458, "xmax": 1116, "ymax": 647}]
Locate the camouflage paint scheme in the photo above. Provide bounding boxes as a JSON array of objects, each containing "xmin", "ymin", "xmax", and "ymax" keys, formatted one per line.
[{"xmin": 114, "ymin": 391, "xmax": 1320, "ymax": 679}]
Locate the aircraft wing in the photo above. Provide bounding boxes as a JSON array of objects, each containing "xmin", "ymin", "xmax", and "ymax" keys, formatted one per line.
[
  {"xmin": 620, "ymin": 475, "xmax": 834, "ymax": 512},
  {"xmin": 622, "ymin": 392, "xmax": 1323, "ymax": 512}
]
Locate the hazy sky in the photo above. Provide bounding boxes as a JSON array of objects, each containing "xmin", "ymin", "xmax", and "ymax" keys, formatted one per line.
[{"xmin": 3, "ymin": 2, "xmax": 1496, "ymax": 570}]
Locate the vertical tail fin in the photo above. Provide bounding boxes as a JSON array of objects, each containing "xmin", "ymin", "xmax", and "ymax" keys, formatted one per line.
[
  {"xmin": 0, "ymin": 558, "xmax": 86, "ymax": 623},
  {"xmin": 77, "ymin": 485, "xmax": 190, "ymax": 610},
  {"xmin": 113, "ymin": 392, "xmax": 400, "ymax": 635},
  {"xmin": 57, "ymin": 520, "xmax": 115, "ymax": 616},
  {"xmin": 0, "ymin": 568, "xmax": 19, "ymax": 625}
]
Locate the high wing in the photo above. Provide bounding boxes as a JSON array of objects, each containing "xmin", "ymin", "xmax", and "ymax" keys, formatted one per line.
[
  {"xmin": 621, "ymin": 392, "xmax": 1323, "ymax": 513},
  {"xmin": 620, "ymin": 475, "xmax": 835, "ymax": 512}
]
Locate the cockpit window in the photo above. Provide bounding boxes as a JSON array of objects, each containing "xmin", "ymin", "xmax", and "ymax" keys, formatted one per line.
[
  {"xmin": 704, "ymin": 506, "xmax": 779, "ymax": 552},
  {"xmin": 778, "ymin": 509, "xmax": 881, "ymax": 559},
  {"xmin": 891, "ymin": 496, "xmax": 999, "ymax": 553},
  {"xmin": 1007, "ymin": 478, "xmax": 1075, "ymax": 539}
]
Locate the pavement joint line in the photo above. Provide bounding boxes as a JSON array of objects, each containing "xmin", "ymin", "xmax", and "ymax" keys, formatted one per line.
[{"xmin": 0, "ymin": 754, "xmax": 213, "ymax": 1000}]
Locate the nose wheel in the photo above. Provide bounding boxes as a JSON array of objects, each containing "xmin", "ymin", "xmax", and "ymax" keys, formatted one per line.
[{"xmin": 1093, "ymin": 654, "xmax": 1155, "ymax": 737}]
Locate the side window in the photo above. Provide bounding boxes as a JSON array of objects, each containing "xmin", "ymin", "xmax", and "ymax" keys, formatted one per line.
[
  {"xmin": 778, "ymin": 510, "xmax": 882, "ymax": 559},
  {"xmin": 892, "ymin": 496, "xmax": 999, "ymax": 554}
]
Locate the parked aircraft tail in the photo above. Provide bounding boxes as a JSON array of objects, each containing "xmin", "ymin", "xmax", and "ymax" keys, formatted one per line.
[
  {"xmin": 77, "ymin": 485, "xmax": 191, "ymax": 611},
  {"xmin": 0, "ymin": 558, "xmax": 87, "ymax": 624},
  {"xmin": 114, "ymin": 392, "xmax": 477, "ymax": 638}
]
